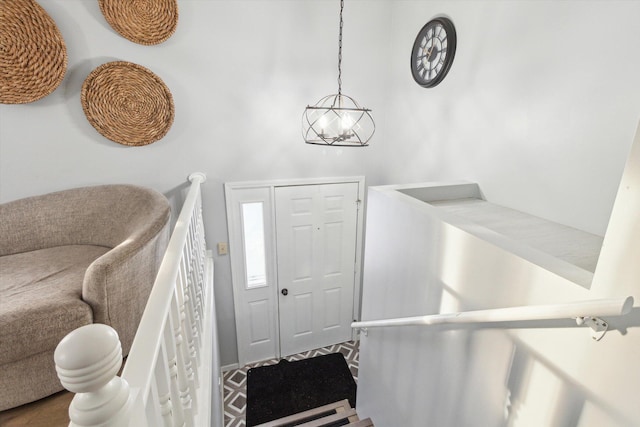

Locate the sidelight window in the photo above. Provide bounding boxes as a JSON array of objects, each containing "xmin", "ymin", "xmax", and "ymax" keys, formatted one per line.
[{"xmin": 241, "ymin": 202, "xmax": 267, "ymax": 288}]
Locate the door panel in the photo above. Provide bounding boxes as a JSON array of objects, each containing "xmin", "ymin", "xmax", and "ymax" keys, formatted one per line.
[
  {"xmin": 276, "ymin": 182, "xmax": 359, "ymax": 356},
  {"xmin": 324, "ymin": 222, "xmax": 344, "ymax": 273},
  {"xmin": 324, "ymin": 288, "xmax": 342, "ymax": 329},
  {"xmin": 293, "ymin": 293, "xmax": 313, "ymax": 336},
  {"xmin": 227, "ymin": 187, "xmax": 279, "ymax": 365},
  {"xmin": 248, "ymin": 300, "xmax": 270, "ymax": 344},
  {"xmin": 293, "ymin": 225, "xmax": 313, "ymax": 279}
]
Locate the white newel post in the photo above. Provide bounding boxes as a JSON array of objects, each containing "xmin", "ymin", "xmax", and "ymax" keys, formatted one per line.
[{"xmin": 54, "ymin": 324, "xmax": 133, "ymax": 427}]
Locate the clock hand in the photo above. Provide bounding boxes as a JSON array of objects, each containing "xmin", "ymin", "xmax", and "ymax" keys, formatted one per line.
[{"xmin": 425, "ymin": 44, "xmax": 434, "ymax": 61}]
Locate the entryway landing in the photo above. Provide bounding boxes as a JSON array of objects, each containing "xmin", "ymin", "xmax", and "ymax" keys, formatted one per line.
[{"xmin": 223, "ymin": 340, "xmax": 360, "ymax": 427}]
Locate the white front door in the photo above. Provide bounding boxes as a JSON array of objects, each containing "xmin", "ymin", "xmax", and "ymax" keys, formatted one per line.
[
  {"xmin": 275, "ymin": 183, "xmax": 359, "ymax": 356},
  {"xmin": 226, "ymin": 178, "xmax": 363, "ymax": 367}
]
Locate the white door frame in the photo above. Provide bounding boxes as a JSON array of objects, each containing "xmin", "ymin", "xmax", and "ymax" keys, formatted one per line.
[{"xmin": 225, "ymin": 176, "xmax": 366, "ymax": 366}]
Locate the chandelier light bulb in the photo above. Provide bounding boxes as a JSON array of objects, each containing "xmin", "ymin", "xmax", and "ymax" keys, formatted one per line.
[
  {"xmin": 341, "ymin": 115, "xmax": 353, "ymax": 132},
  {"xmin": 318, "ymin": 115, "xmax": 328, "ymax": 136}
]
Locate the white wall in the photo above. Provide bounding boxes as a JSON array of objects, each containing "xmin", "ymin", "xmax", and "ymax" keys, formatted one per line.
[
  {"xmin": 0, "ymin": 0, "xmax": 390, "ymax": 366},
  {"xmin": 1, "ymin": 0, "xmax": 638, "ymax": 367},
  {"xmin": 382, "ymin": 0, "xmax": 640, "ymax": 236},
  {"xmin": 357, "ymin": 118, "xmax": 640, "ymax": 425}
]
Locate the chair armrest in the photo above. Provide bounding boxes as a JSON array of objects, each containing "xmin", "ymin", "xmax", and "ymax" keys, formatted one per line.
[{"xmin": 83, "ymin": 220, "xmax": 170, "ymax": 355}]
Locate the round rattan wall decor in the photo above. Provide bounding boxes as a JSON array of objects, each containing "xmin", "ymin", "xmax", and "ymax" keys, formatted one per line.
[
  {"xmin": 98, "ymin": 0, "xmax": 178, "ymax": 45},
  {"xmin": 81, "ymin": 61, "xmax": 175, "ymax": 146},
  {"xmin": 0, "ymin": 0, "xmax": 68, "ymax": 104}
]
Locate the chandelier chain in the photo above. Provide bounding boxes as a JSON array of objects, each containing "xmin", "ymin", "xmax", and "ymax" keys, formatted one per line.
[{"xmin": 338, "ymin": 0, "xmax": 344, "ymax": 95}]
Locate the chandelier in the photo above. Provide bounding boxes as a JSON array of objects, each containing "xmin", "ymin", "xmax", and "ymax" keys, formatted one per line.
[{"xmin": 302, "ymin": 0, "xmax": 375, "ymax": 147}]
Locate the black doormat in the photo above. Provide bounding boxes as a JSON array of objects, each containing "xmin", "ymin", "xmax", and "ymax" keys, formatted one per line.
[{"xmin": 246, "ymin": 352, "xmax": 357, "ymax": 426}]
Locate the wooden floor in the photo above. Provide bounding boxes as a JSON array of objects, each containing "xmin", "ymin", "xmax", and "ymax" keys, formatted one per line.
[
  {"xmin": 0, "ymin": 391, "xmax": 72, "ymax": 427},
  {"xmin": 1, "ymin": 358, "xmax": 128, "ymax": 426}
]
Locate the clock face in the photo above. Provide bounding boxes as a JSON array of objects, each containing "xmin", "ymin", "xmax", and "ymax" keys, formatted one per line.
[{"xmin": 411, "ymin": 17, "xmax": 457, "ymax": 88}]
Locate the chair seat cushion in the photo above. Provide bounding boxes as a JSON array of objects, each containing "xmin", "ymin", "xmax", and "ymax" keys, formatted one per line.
[{"xmin": 0, "ymin": 245, "xmax": 109, "ymax": 364}]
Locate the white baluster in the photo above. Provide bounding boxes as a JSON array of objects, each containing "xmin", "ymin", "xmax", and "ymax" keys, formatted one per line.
[
  {"xmin": 193, "ymin": 250, "xmax": 204, "ymax": 317},
  {"xmin": 190, "ymin": 248, "xmax": 204, "ymax": 334},
  {"xmin": 54, "ymin": 324, "xmax": 132, "ymax": 427},
  {"xmin": 186, "ymin": 222, "xmax": 203, "ymax": 344},
  {"xmin": 162, "ymin": 313, "xmax": 186, "ymax": 426},
  {"xmin": 197, "ymin": 224, "xmax": 207, "ymax": 313},
  {"xmin": 179, "ymin": 261, "xmax": 200, "ymax": 385},
  {"xmin": 180, "ymin": 268, "xmax": 199, "ymax": 402},
  {"xmin": 192, "ymin": 200, "xmax": 207, "ymax": 365},
  {"xmin": 187, "ymin": 274, "xmax": 202, "ymax": 365},
  {"xmin": 170, "ymin": 296, "xmax": 195, "ymax": 425},
  {"xmin": 154, "ymin": 340, "xmax": 174, "ymax": 427}
]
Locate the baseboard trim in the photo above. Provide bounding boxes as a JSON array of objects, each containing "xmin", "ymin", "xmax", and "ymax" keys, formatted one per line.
[{"xmin": 222, "ymin": 363, "xmax": 239, "ymax": 372}]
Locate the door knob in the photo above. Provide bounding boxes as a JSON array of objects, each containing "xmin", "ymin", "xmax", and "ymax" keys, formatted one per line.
[{"xmin": 281, "ymin": 288, "xmax": 288, "ymax": 296}]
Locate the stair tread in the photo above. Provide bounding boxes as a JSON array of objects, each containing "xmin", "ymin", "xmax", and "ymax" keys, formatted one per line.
[
  {"xmin": 348, "ymin": 418, "xmax": 374, "ymax": 427},
  {"xmin": 297, "ymin": 408, "xmax": 357, "ymax": 427},
  {"xmin": 254, "ymin": 400, "xmax": 352, "ymax": 427}
]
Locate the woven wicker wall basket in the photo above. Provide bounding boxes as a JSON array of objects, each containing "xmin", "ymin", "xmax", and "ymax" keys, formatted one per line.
[
  {"xmin": 98, "ymin": 0, "xmax": 178, "ymax": 45},
  {"xmin": 81, "ymin": 61, "xmax": 175, "ymax": 146},
  {"xmin": 0, "ymin": 0, "xmax": 68, "ymax": 104}
]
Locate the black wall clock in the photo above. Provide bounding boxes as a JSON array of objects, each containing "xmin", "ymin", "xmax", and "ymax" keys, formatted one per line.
[{"xmin": 411, "ymin": 17, "xmax": 457, "ymax": 88}]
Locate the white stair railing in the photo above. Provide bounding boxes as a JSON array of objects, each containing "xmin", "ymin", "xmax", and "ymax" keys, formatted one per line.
[
  {"xmin": 352, "ymin": 296, "xmax": 634, "ymax": 341},
  {"xmin": 54, "ymin": 173, "xmax": 222, "ymax": 427}
]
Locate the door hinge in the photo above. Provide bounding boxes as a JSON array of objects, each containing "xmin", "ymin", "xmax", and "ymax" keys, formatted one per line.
[{"xmin": 356, "ymin": 199, "xmax": 362, "ymax": 210}]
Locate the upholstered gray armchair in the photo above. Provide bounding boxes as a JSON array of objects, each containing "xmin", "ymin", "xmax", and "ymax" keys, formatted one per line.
[{"xmin": 0, "ymin": 185, "xmax": 170, "ymax": 410}]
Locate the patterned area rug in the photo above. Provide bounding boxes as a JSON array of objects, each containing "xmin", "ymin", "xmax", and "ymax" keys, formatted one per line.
[{"xmin": 224, "ymin": 341, "xmax": 359, "ymax": 427}]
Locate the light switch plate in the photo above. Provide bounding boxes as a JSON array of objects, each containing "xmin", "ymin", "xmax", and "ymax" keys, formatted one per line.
[{"xmin": 217, "ymin": 242, "xmax": 228, "ymax": 255}]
